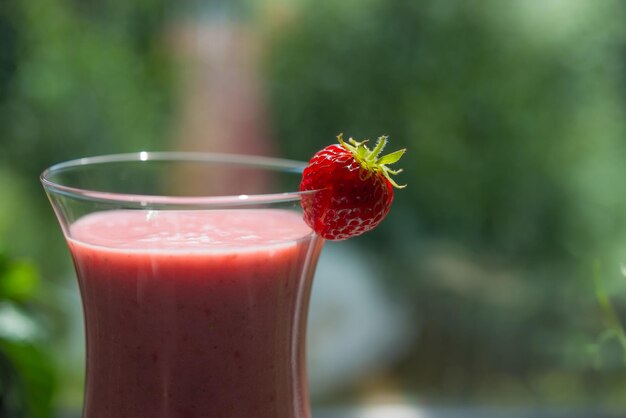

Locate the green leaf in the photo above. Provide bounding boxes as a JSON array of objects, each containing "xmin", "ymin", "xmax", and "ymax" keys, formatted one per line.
[
  {"xmin": 377, "ymin": 148, "xmax": 406, "ymax": 165},
  {"xmin": 0, "ymin": 260, "xmax": 39, "ymax": 302}
]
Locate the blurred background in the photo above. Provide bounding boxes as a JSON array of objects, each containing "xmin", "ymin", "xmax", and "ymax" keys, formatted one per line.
[{"xmin": 2, "ymin": 0, "xmax": 626, "ymax": 416}]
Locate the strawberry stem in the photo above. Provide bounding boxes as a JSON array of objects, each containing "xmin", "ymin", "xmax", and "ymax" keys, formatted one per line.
[{"xmin": 337, "ymin": 133, "xmax": 406, "ymax": 188}]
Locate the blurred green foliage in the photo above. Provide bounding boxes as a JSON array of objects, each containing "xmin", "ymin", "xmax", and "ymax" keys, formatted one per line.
[
  {"xmin": 0, "ymin": 0, "xmax": 173, "ymax": 277},
  {"xmin": 0, "ymin": 251, "xmax": 56, "ymax": 418},
  {"xmin": 268, "ymin": 0, "xmax": 626, "ymax": 261},
  {"xmin": 267, "ymin": 0, "xmax": 626, "ymax": 406},
  {"xmin": 0, "ymin": 0, "xmax": 172, "ymax": 174}
]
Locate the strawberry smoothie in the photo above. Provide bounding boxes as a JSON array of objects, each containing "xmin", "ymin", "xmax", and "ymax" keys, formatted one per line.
[{"xmin": 67, "ymin": 209, "xmax": 322, "ymax": 418}]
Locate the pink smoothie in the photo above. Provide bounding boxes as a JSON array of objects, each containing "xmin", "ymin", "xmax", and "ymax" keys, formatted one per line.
[{"xmin": 67, "ymin": 209, "xmax": 322, "ymax": 418}]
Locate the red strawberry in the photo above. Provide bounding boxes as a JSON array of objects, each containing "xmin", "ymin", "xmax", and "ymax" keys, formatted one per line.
[{"xmin": 300, "ymin": 134, "xmax": 405, "ymax": 240}]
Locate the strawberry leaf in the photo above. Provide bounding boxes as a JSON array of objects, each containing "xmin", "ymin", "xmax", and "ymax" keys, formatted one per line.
[
  {"xmin": 369, "ymin": 136, "xmax": 388, "ymax": 159},
  {"xmin": 378, "ymin": 149, "xmax": 406, "ymax": 165}
]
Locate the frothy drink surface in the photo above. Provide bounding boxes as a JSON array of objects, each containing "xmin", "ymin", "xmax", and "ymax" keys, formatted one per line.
[{"xmin": 68, "ymin": 209, "xmax": 320, "ymax": 418}]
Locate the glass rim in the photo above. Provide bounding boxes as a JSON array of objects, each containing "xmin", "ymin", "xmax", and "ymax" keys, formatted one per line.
[{"xmin": 40, "ymin": 151, "xmax": 316, "ymax": 207}]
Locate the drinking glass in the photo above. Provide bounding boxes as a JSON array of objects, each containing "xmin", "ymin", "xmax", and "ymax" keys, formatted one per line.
[{"xmin": 41, "ymin": 152, "xmax": 324, "ymax": 418}]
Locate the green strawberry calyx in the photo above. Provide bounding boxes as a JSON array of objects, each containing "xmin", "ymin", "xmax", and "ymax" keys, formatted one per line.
[{"xmin": 337, "ymin": 133, "xmax": 406, "ymax": 188}]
